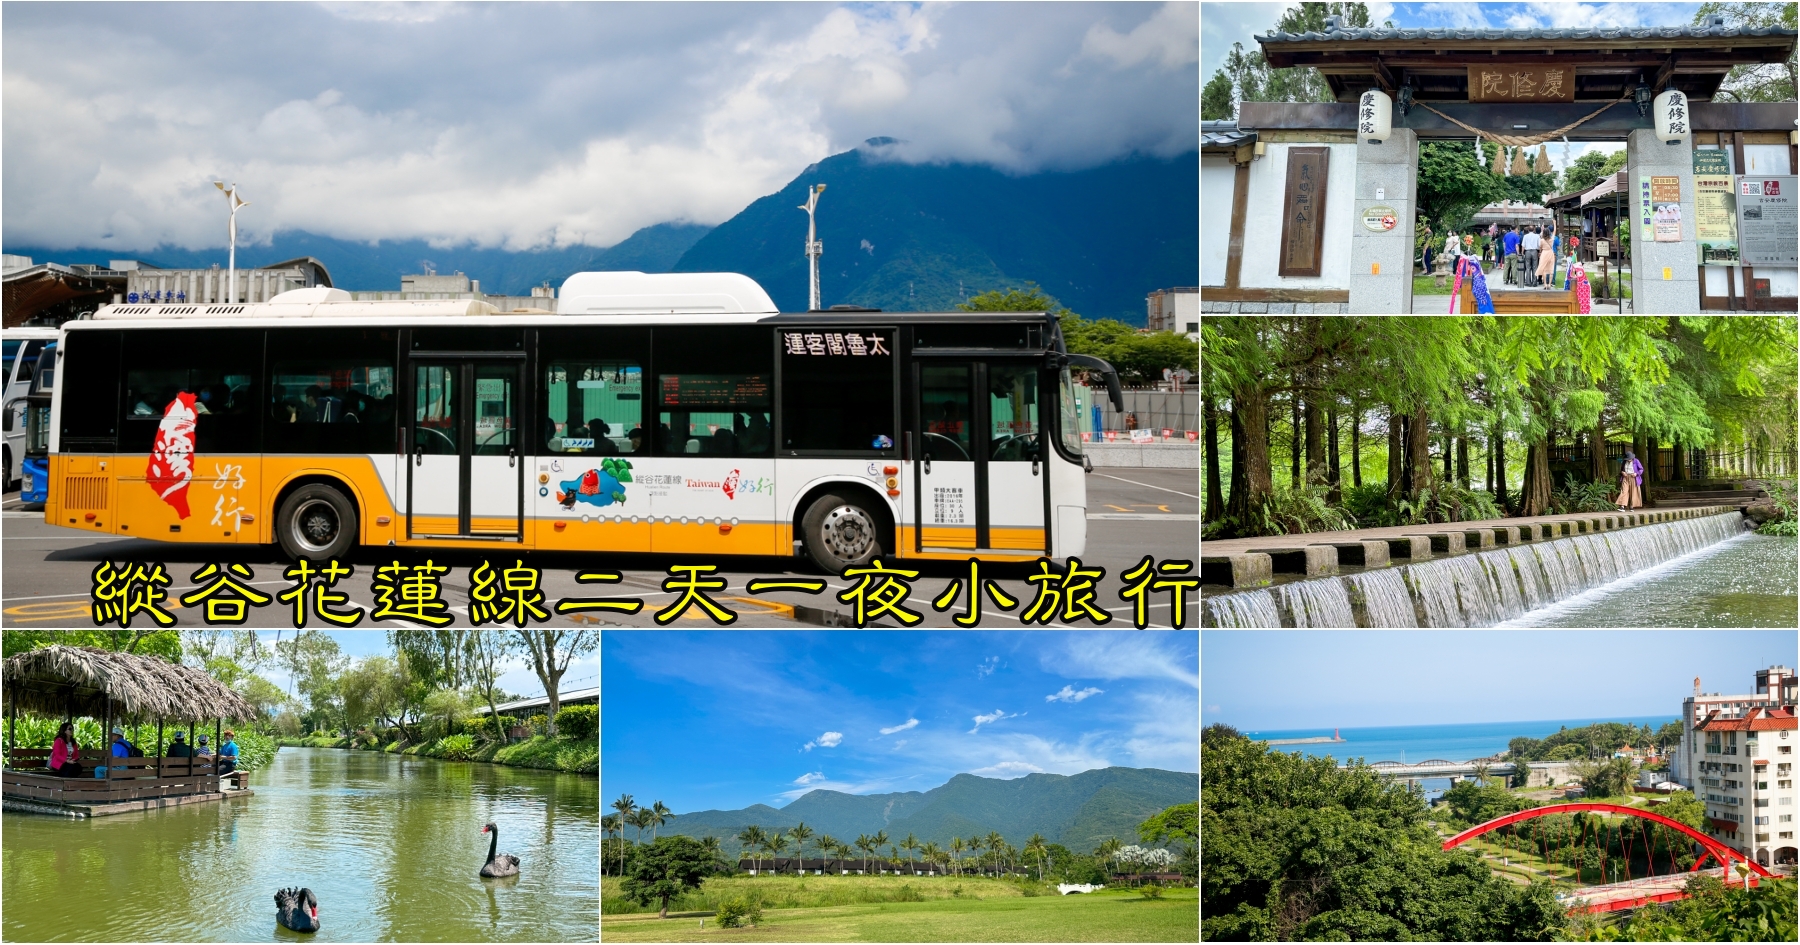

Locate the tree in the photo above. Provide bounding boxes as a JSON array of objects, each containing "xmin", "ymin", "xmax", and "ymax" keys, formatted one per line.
[
  {"xmin": 854, "ymin": 834, "xmax": 874, "ymax": 875},
  {"xmin": 872, "ymin": 830, "xmax": 891, "ymax": 874},
  {"xmin": 901, "ymin": 832, "xmax": 920, "ymax": 875},
  {"xmin": 621, "ymin": 835, "xmax": 714, "ymax": 919},
  {"xmin": 1695, "ymin": 2, "xmax": 1797, "ymax": 102},
  {"xmin": 1138, "ymin": 802, "xmax": 1198, "ymax": 845},
  {"xmin": 1094, "ymin": 837, "xmax": 1122, "ymax": 877},
  {"xmin": 765, "ymin": 831, "xmax": 789, "ymax": 874},
  {"xmin": 511, "ymin": 630, "xmax": 596, "ymax": 735},
  {"xmin": 737, "ymin": 824, "xmax": 766, "ymax": 874},
  {"xmin": 814, "ymin": 832, "xmax": 837, "ymax": 873},
  {"xmin": 950, "ymin": 837, "xmax": 965, "ymax": 876},
  {"xmin": 1419, "ymin": 142, "xmax": 1506, "ymax": 233},
  {"xmin": 920, "ymin": 841, "xmax": 942, "ymax": 874},
  {"xmin": 789, "ymin": 821, "xmax": 815, "ymax": 872},
  {"xmin": 1025, "ymin": 833, "xmax": 1049, "ymax": 881},
  {"xmin": 1202, "ymin": 69, "xmax": 1234, "ymax": 120},
  {"xmin": 1203, "ymin": 728, "xmax": 1567, "ymax": 941},
  {"xmin": 467, "ymin": 630, "xmax": 520, "ymax": 735},
  {"xmin": 1560, "ymin": 149, "xmax": 1614, "ymax": 196},
  {"xmin": 648, "ymin": 800, "xmax": 672, "ymax": 842}
]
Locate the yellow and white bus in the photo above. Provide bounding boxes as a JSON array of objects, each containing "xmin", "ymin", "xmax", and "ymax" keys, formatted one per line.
[{"xmin": 44, "ymin": 272, "xmax": 1121, "ymax": 569}]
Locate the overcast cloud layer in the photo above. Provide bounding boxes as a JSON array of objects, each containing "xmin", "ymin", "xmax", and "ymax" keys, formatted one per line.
[{"xmin": 3, "ymin": 1, "xmax": 1198, "ymax": 253}]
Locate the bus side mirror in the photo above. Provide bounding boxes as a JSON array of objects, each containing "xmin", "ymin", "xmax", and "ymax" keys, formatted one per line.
[{"xmin": 2, "ymin": 407, "xmax": 12, "ymax": 433}]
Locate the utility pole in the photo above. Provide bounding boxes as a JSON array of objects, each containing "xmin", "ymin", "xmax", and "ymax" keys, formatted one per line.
[
  {"xmin": 214, "ymin": 182, "xmax": 249, "ymax": 303},
  {"xmin": 798, "ymin": 183, "xmax": 826, "ymax": 311}
]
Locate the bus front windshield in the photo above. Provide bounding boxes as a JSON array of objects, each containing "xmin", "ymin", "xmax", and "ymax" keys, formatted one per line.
[{"xmin": 1058, "ymin": 366, "xmax": 1083, "ymax": 456}]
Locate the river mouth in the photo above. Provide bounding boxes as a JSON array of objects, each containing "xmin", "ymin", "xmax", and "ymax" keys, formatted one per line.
[{"xmin": 2, "ymin": 746, "xmax": 599, "ymax": 943}]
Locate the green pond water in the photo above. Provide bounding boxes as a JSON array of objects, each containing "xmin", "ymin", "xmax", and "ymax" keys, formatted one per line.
[
  {"xmin": 1508, "ymin": 533, "xmax": 1799, "ymax": 627},
  {"xmin": 1, "ymin": 747, "xmax": 598, "ymax": 942}
]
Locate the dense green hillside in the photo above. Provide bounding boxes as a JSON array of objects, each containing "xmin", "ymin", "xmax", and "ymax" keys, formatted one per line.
[
  {"xmin": 4, "ymin": 221, "xmax": 713, "ymax": 296},
  {"xmin": 673, "ymin": 143, "xmax": 1198, "ymax": 322},
  {"xmin": 654, "ymin": 766, "xmax": 1195, "ymax": 856}
]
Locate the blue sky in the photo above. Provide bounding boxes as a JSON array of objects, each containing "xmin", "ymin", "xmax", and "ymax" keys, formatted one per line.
[
  {"xmin": 1203, "ymin": 631, "xmax": 1797, "ymax": 730},
  {"xmin": 1201, "ymin": 2, "xmax": 1709, "ymax": 167},
  {"xmin": 602, "ymin": 631, "xmax": 1198, "ymax": 813},
  {"xmin": 237, "ymin": 631, "xmax": 596, "ymax": 701},
  {"xmin": 3, "ymin": 2, "xmax": 1196, "ymax": 253}
]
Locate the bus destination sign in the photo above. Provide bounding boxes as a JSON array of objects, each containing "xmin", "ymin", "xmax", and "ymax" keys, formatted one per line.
[{"xmin": 660, "ymin": 373, "xmax": 771, "ymax": 407}]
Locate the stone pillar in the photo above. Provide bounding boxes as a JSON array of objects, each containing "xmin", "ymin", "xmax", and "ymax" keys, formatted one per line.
[
  {"xmin": 1626, "ymin": 128, "xmax": 1700, "ymax": 313},
  {"xmin": 1349, "ymin": 128, "xmax": 1418, "ymax": 314}
]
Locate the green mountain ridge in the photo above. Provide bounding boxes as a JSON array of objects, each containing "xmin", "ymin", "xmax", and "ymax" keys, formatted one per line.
[{"xmin": 649, "ymin": 766, "xmax": 1195, "ymax": 857}]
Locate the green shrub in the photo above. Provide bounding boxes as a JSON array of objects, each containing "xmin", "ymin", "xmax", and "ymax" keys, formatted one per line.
[
  {"xmin": 1340, "ymin": 482, "xmax": 1399, "ymax": 527},
  {"xmin": 554, "ymin": 704, "xmax": 597, "ymax": 740},
  {"xmin": 1140, "ymin": 883, "xmax": 1165, "ymax": 900},
  {"xmin": 437, "ymin": 733, "xmax": 475, "ymax": 760},
  {"xmin": 524, "ymin": 714, "xmax": 548, "ymax": 735},
  {"xmin": 1551, "ymin": 480, "xmax": 1618, "ymax": 514},
  {"xmin": 714, "ymin": 896, "xmax": 763, "ymax": 928}
]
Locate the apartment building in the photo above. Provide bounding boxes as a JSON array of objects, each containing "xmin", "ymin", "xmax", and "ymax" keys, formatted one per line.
[
  {"xmin": 1674, "ymin": 665, "xmax": 1797, "ymax": 788},
  {"xmin": 1691, "ymin": 704, "xmax": 1798, "ymax": 868}
]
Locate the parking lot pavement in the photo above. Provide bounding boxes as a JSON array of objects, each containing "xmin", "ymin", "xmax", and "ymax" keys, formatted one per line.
[{"xmin": 2, "ymin": 469, "xmax": 1198, "ymax": 628}]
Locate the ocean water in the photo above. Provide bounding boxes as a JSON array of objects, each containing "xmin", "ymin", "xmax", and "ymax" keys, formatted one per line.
[{"xmin": 1245, "ymin": 715, "xmax": 1677, "ymax": 800}]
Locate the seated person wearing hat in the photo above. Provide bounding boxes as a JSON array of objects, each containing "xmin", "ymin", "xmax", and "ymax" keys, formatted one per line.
[
  {"xmin": 109, "ymin": 727, "xmax": 137, "ymax": 759},
  {"xmin": 167, "ymin": 732, "xmax": 192, "ymax": 757}
]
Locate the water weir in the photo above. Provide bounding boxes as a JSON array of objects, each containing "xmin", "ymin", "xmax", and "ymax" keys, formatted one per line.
[{"xmin": 1204, "ymin": 511, "xmax": 1746, "ymax": 627}]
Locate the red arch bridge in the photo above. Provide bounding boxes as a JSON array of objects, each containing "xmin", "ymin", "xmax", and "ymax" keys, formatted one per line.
[{"xmin": 1442, "ymin": 803, "xmax": 1777, "ymax": 914}]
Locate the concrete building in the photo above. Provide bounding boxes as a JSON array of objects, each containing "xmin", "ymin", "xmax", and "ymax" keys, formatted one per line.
[
  {"xmin": 120, "ymin": 257, "xmax": 333, "ymax": 304},
  {"xmin": 1691, "ymin": 704, "xmax": 1798, "ymax": 868},
  {"xmin": 1146, "ymin": 286, "xmax": 1197, "ymax": 336},
  {"xmin": 349, "ymin": 271, "xmax": 556, "ymax": 312},
  {"xmin": 1675, "ymin": 666, "xmax": 1798, "ymax": 788}
]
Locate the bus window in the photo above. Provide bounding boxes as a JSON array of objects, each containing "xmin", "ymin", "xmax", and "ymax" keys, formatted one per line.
[
  {"xmin": 2, "ymin": 339, "xmax": 18, "ymax": 381},
  {"xmin": 652, "ymin": 326, "xmax": 772, "ymax": 458},
  {"xmin": 778, "ymin": 328, "xmax": 896, "ymax": 454},
  {"xmin": 544, "ymin": 361, "xmax": 642, "ymax": 455},
  {"xmin": 57, "ymin": 330, "xmax": 122, "ymax": 450},
  {"xmin": 266, "ymin": 329, "xmax": 398, "ymax": 454},
  {"xmin": 1057, "ymin": 366, "xmax": 1083, "ymax": 457},
  {"xmin": 920, "ymin": 364, "xmax": 972, "ymax": 461},
  {"xmin": 120, "ymin": 329, "xmax": 262, "ymax": 454},
  {"xmin": 986, "ymin": 363, "xmax": 1040, "ymax": 461}
]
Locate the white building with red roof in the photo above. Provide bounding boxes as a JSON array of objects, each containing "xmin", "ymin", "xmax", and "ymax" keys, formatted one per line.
[{"xmin": 1691, "ymin": 701, "xmax": 1797, "ymax": 868}]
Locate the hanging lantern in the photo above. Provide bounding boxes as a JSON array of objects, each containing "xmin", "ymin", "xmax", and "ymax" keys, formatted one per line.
[
  {"xmin": 1654, "ymin": 89, "xmax": 1690, "ymax": 146},
  {"xmin": 1357, "ymin": 89, "xmax": 1393, "ymax": 145},
  {"xmin": 1511, "ymin": 147, "xmax": 1528, "ymax": 175},
  {"xmin": 1535, "ymin": 145, "xmax": 1551, "ymax": 175}
]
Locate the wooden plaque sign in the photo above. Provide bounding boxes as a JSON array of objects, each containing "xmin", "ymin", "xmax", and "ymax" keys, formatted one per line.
[
  {"xmin": 1279, "ymin": 147, "xmax": 1329, "ymax": 277},
  {"xmin": 1467, "ymin": 66, "xmax": 1576, "ymax": 103}
]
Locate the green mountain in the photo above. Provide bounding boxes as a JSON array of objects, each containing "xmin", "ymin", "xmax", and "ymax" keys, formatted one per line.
[
  {"xmin": 655, "ymin": 766, "xmax": 1195, "ymax": 857},
  {"xmin": 674, "ymin": 143, "xmax": 1198, "ymax": 323}
]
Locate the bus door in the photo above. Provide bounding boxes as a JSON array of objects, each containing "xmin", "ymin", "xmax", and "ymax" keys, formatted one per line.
[
  {"xmin": 405, "ymin": 359, "xmax": 523, "ymax": 540},
  {"xmin": 914, "ymin": 360, "xmax": 1046, "ymax": 553}
]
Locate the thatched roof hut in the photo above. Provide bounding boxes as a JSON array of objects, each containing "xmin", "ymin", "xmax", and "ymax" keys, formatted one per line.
[{"xmin": 3, "ymin": 645, "xmax": 258, "ymax": 723}]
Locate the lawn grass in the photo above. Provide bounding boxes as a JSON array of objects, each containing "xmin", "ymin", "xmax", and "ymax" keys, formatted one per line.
[
  {"xmin": 601, "ymin": 883, "xmax": 1196, "ymax": 943},
  {"xmin": 604, "ymin": 875, "xmax": 1044, "ymax": 913}
]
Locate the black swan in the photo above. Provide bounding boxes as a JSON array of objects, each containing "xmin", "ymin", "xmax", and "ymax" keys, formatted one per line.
[
  {"xmin": 274, "ymin": 887, "xmax": 319, "ymax": 933},
  {"xmin": 480, "ymin": 822, "xmax": 520, "ymax": 878}
]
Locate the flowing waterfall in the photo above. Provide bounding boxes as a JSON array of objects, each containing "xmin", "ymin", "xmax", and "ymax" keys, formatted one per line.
[
  {"xmin": 1203, "ymin": 589, "xmax": 1282, "ymax": 627},
  {"xmin": 1274, "ymin": 580, "xmax": 1356, "ymax": 628},
  {"xmin": 1347, "ymin": 570, "xmax": 1417, "ymax": 628},
  {"xmin": 1204, "ymin": 512, "xmax": 1747, "ymax": 629}
]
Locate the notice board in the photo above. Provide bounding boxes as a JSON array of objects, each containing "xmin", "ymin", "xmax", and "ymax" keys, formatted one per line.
[
  {"xmin": 1694, "ymin": 149, "xmax": 1739, "ymax": 266},
  {"xmin": 1736, "ymin": 176, "xmax": 1798, "ymax": 266},
  {"xmin": 1279, "ymin": 148, "xmax": 1329, "ymax": 277}
]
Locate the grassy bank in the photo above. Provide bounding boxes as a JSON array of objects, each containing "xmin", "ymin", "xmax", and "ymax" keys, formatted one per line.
[
  {"xmin": 276, "ymin": 734, "xmax": 595, "ymax": 775},
  {"xmin": 603, "ymin": 875, "xmax": 1054, "ymax": 915},
  {"xmin": 600, "ymin": 883, "xmax": 1196, "ymax": 943}
]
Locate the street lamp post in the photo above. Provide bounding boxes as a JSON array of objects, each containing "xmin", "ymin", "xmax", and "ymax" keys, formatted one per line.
[
  {"xmin": 798, "ymin": 183, "xmax": 825, "ymax": 311},
  {"xmin": 214, "ymin": 182, "xmax": 249, "ymax": 303}
]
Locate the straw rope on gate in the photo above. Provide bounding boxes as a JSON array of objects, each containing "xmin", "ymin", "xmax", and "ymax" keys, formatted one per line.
[{"xmin": 1418, "ymin": 93, "xmax": 1634, "ymax": 148}]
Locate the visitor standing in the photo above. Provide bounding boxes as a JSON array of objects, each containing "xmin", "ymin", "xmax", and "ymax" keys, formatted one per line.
[
  {"xmin": 1521, "ymin": 226, "xmax": 1542, "ymax": 286},
  {"xmin": 1536, "ymin": 226, "xmax": 1557, "ymax": 288},
  {"xmin": 1421, "ymin": 223, "xmax": 1434, "ymax": 274},
  {"xmin": 1501, "ymin": 226, "xmax": 1520, "ymax": 283},
  {"xmin": 1617, "ymin": 449, "xmax": 1645, "ymax": 510}
]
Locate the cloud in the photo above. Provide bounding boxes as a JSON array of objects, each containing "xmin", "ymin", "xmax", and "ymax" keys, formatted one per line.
[
  {"xmin": 1500, "ymin": 3, "xmax": 1649, "ymax": 30},
  {"xmin": 879, "ymin": 718, "xmax": 919, "ymax": 735},
  {"xmin": 794, "ymin": 771, "xmax": 826, "ymax": 785},
  {"xmin": 977, "ymin": 656, "xmax": 999, "ymax": 679},
  {"xmin": 969, "ymin": 760, "xmax": 1044, "ymax": 779},
  {"xmin": 969, "ymin": 709, "xmax": 1024, "ymax": 734},
  {"xmin": 775, "ymin": 773, "xmax": 909, "ymax": 802},
  {"xmin": 1047, "ymin": 685, "xmax": 1104, "ymax": 703},
  {"xmin": 801, "ymin": 730, "xmax": 843, "ymax": 752},
  {"xmin": 1051, "ymin": 633, "xmax": 1198, "ymax": 689},
  {"xmin": 4, "ymin": 3, "xmax": 1197, "ymax": 253}
]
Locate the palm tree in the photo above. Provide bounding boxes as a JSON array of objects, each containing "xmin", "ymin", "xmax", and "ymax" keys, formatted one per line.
[
  {"xmin": 630, "ymin": 808, "xmax": 657, "ymax": 846},
  {"xmin": 602, "ymin": 814, "xmax": 621, "ymax": 876},
  {"xmin": 1470, "ymin": 761, "xmax": 1492, "ymax": 788},
  {"xmin": 648, "ymin": 800, "xmax": 672, "ymax": 840},
  {"xmin": 788, "ymin": 821, "xmax": 815, "ymax": 874},
  {"xmin": 871, "ymin": 831, "xmax": 890, "ymax": 875},
  {"xmin": 967, "ymin": 835, "xmax": 985, "ymax": 875},
  {"xmin": 1025, "ymin": 833, "xmax": 1048, "ymax": 881},
  {"xmin": 700, "ymin": 835, "xmax": 727, "ymax": 874},
  {"xmin": 1094, "ymin": 838, "xmax": 1122, "ymax": 877},
  {"xmin": 834, "ymin": 840, "xmax": 854, "ymax": 874},
  {"xmin": 738, "ymin": 825, "xmax": 767, "ymax": 874},
  {"xmin": 887, "ymin": 844, "xmax": 900, "ymax": 874},
  {"xmin": 854, "ymin": 834, "xmax": 874, "ymax": 875},
  {"xmin": 920, "ymin": 841, "xmax": 942, "ymax": 876},
  {"xmin": 950, "ymin": 837, "xmax": 966, "ymax": 876},
  {"xmin": 611, "ymin": 794, "xmax": 638, "ymax": 877},
  {"xmin": 901, "ymin": 832, "xmax": 920, "ymax": 874},
  {"xmin": 816, "ymin": 834, "xmax": 839, "ymax": 874},
  {"xmin": 766, "ymin": 832, "xmax": 789, "ymax": 875}
]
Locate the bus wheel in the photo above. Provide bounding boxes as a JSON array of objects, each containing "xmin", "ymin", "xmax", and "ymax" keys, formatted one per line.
[
  {"xmin": 802, "ymin": 493, "xmax": 883, "ymax": 573},
  {"xmin": 277, "ymin": 484, "xmax": 358, "ymax": 561}
]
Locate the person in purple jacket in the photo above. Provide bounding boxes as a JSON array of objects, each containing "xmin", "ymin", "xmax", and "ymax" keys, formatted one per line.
[{"xmin": 1617, "ymin": 448, "xmax": 1645, "ymax": 510}]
